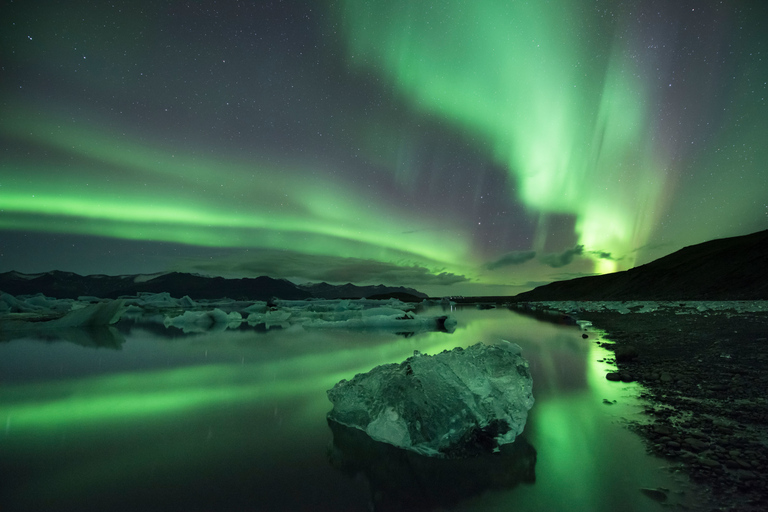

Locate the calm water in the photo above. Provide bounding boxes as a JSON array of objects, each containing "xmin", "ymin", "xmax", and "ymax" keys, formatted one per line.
[{"xmin": 0, "ymin": 306, "xmax": 698, "ymax": 511}]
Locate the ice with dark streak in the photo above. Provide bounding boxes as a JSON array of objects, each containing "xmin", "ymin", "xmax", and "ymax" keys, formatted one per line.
[{"xmin": 327, "ymin": 341, "xmax": 534, "ymax": 458}]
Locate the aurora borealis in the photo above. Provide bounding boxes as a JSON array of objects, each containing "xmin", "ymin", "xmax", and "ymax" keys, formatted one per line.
[{"xmin": 1, "ymin": 0, "xmax": 766, "ymax": 295}]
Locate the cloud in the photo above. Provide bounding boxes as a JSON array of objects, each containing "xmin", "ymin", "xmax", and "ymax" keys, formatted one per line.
[
  {"xmin": 177, "ymin": 249, "xmax": 469, "ymax": 287},
  {"xmin": 590, "ymin": 250, "xmax": 614, "ymax": 260},
  {"xmin": 539, "ymin": 245, "xmax": 584, "ymax": 268},
  {"xmin": 485, "ymin": 250, "xmax": 537, "ymax": 270}
]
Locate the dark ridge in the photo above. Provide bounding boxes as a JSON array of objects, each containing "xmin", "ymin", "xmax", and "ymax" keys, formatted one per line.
[
  {"xmin": 365, "ymin": 292, "xmax": 425, "ymax": 302},
  {"xmin": 298, "ymin": 281, "xmax": 428, "ymax": 300},
  {"xmin": 0, "ymin": 271, "xmax": 429, "ymax": 301},
  {"xmin": 0, "ymin": 272, "xmax": 309, "ymax": 300},
  {"xmin": 512, "ymin": 229, "xmax": 768, "ymax": 301}
]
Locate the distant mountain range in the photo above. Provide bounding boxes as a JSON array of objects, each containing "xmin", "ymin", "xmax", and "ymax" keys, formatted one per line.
[
  {"xmin": 513, "ymin": 229, "xmax": 768, "ymax": 301},
  {"xmin": 4, "ymin": 229, "xmax": 765, "ymax": 302},
  {"xmin": 297, "ymin": 282, "xmax": 428, "ymax": 300},
  {"xmin": 0, "ymin": 271, "xmax": 428, "ymax": 301}
]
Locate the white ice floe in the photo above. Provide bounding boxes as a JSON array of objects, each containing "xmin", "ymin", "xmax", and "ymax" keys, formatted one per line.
[
  {"xmin": 1, "ymin": 292, "xmax": 455, "ymax": 335},
  {"xmin": 50, "ymin": 300, "xmax": 126, "ymax": 327},
  {"xmin": 163, "ymin": 309, "xmax": 242, "ymax": 333},
  {"xmin": 0, "ymin": 293, "xmax": 74, "ymax": 315},
  {"xmin": 1, "ymin": 298, "xmax": 125, "ymax": 329}
]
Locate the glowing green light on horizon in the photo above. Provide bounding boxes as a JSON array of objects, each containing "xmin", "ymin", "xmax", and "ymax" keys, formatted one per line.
[{"xmin": 338, "ymin": 0, "xmax": 670, "ymax": 271}]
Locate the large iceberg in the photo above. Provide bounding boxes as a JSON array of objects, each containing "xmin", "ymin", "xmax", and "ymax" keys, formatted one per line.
[{"xmin": 327, "ymin": 341, "xmax": 534, "ymax": 458}]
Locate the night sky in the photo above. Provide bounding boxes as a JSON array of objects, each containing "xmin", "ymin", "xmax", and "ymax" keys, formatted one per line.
[{"xmin": 1, "ymin": 0, "xmax": 766, "ymax": 296}]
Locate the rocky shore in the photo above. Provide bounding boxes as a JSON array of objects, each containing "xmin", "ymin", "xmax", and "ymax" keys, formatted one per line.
[{"xmin": 580, "ymin": 308, "xmax": 768, "ymax": 511}]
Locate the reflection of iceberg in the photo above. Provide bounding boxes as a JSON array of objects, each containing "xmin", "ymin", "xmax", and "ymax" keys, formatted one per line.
[
  {"xmin": 0, "ymin": 326, "xmax": 126, "ymax": 349},
  {"xmin": 304, "ymin": 312, "xmax": 456, "ymax": 333},
  {"xmin": 328, "ymin": 419, "xmax": 536, "ymax": 511},
  {"xmin": 327, "ymin": 342, "xmax": 534, "ymax": 457},
  {"xmin": 1, "ymin": 299, "xmax": 126, "ymax": 329},
  {"xmin": 1, "ymin": 299, "xmax": 128, "ymax": 348},
  {"xmin": 245, "ymin": 309, "xmax": 292, "ymax": 329}
]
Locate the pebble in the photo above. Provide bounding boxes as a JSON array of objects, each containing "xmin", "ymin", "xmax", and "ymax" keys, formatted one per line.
[
  {"xmin": 615, "ymin": 345, "xmax": 640, "ymax": 362},
  {"xmin": 684, "ymin": 437, "xmax": 709, "ymax": 451},
  {"xmin": 640, "ymin": 488, "xmax": 668, "ymax": 502}
]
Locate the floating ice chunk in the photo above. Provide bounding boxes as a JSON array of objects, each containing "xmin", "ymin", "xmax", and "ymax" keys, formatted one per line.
[
  {"xmin": 50, "ymin": 300, "xmax": 126, "ymax": 327},
  {"xmin": 0, "ymin": 293, "xmax": 47, "ymax": 313},
  {"xmin": 243, "ymin": 302, "xmax": 268, "ymax": 314},
  {"xmin": 327, "ymin": 341, "xmax": 534, "ymax": 458},
  {"xmin": 24, "ymin": 294, "xmax": 72, "ymax": 313},
  {"xmin": 179, "ymin": 295, "xmax": 196, "ymax": 308},
  {"xmin": 361, "ymin": 307, "xmax": 408, "ymax": 318},
  {"xmin": 137, "ymin": 292, "xmax": 180, "ymax": 309},
  {"xmin": 246, "ymin": 309, "xmax": 292, "ymax": 327},
  {"xmin": 164, "ymin": 308, "xmax": 234, "ymax": 333}
]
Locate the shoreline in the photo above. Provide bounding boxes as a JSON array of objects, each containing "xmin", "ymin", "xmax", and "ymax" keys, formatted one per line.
[{"xmin": 574, "ymin": 307, "xmax": 768, "ymax": 511}]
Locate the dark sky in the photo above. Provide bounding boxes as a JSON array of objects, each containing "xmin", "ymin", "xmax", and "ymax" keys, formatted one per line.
[{"xmin": 1, "ymin": 0, "xmax": 766, "ymax": 296}]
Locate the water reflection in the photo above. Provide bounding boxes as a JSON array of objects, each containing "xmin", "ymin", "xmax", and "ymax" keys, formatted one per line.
[
  {"xmin": 0, "ymin": 325, "xmax": 125, "ymax": 349},
  {"xmin": 0, "ymin": 306, "xmax": 696, "ymax": 511},
  {"xmin": 328, "ymin": 419, "xmax": 536, "ymax": 511}
]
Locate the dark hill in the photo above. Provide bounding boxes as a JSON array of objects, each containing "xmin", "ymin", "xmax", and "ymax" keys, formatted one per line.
[
  {"xmin": 0, "ymin": 271, "xmax": 310, "ymax": 300},
  {"xmin": 0, "ymin": 271, "xmax": 429, "ymax": 301},
  {"xmin": 513, "ymin": 229, "xmax": 768, "ymax": 301},
  {"xmin": 298, "ymin": 282, "xmax": 427, "ymax": 300}
]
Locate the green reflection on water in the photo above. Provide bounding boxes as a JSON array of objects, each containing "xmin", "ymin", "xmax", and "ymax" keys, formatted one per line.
[{"xmin": 0, "ymin": 309, "xmax": 688, "ymax": 511}]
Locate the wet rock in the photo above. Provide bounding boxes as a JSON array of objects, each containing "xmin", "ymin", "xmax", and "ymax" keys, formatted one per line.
[
  {"xmin": 615, "ymin": 345, "xmax": 639, "ymax": 362},
  {"xmin": 698, "ymin": 457, "xmax": 721, "ymax": 468},
  {"xmin": 619, "ymin": 372, "xmax": 635, "ymax": 382},
  {"xmin": 640, "ymin": 487, "xmax": 668, "ymax": 502},
  {"xmin": 737, "ymin": 469, "xmax": 757, "ymax": 481},
  {"xmin": 684, "ymin": 437, "xmax": 710, "ymax": 452},
  {"xmin": 606, "ymin": 372, "xmax": 622, "ymax": 381},
  {"xmin": 689, "ymin": 430, "xmax": 708, "ymax": 439}
]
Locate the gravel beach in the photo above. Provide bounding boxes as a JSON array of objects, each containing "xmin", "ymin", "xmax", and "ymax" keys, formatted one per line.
[{"xmin": 577, "ymin": 307, "xmax": 768, "ymax": 511}]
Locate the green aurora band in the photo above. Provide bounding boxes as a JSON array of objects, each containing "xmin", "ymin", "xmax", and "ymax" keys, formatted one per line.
[
  {"xmin": 0, "ymin": 106, "xmax": 472, "ymax": 278},
  {"xmin": 338, "ymin": 0, "xmax": 670, "ymax": 273}
]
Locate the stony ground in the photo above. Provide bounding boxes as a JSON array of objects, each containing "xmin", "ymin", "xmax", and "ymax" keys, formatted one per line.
[{"xmin": 580, "ymin": 309, "xmax": 768, "ymax": 511}]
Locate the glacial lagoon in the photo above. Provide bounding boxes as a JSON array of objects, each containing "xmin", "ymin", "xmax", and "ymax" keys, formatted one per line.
[{"xmin": 1, "ymin": 304, "xmax": 701, "ymax": 511}]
